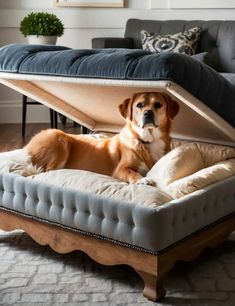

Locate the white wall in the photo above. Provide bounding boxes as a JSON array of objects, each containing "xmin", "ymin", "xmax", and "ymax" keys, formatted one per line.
[{"xmin": 0, "ymin": 0, "xmax": 235, "ymax": 123}]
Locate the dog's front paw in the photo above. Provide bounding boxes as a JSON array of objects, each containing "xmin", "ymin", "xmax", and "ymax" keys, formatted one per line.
[{"xmin": 136, "ymin": 177, "xmax": 156, "ymax": 186}]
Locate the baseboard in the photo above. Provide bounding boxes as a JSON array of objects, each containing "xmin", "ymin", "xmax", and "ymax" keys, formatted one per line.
[{"xmin": 0, "ymin": 100, "xmax": 51, "ymax": 123}]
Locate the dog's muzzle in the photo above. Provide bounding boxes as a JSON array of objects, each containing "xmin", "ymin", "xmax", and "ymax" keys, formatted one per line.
[{"xmin": 141, "ymin": 110, "xmax": 155, "ymax": 127}]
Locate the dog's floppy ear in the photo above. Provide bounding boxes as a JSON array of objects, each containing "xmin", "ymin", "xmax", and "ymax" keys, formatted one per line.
[
  {"xmin": 118, "ymin": 98, "xmax": 133, "ymax": 120},
  {"xmin": 164, "ymin": 94, "xmax": 180, "ymax": 119}
]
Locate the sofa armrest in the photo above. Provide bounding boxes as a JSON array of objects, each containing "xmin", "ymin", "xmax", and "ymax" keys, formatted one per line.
[{"xmin": 92, "ymin": 37, "xmax": 133, "ymax": 49}]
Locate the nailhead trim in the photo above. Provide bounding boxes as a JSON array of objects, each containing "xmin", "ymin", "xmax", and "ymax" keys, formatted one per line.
[{"xmin": 1, "ymin": 206, "xmax": 235, "ymax": 256}]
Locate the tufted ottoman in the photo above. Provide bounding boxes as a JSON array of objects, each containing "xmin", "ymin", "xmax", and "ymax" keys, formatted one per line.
[
  {"xmin": 0, "ymin": 170, "xmax": 235, "ymax": 301},
  {"xmin": 0, "ymin": 44, "xmax": 235, "ymax": 301}
]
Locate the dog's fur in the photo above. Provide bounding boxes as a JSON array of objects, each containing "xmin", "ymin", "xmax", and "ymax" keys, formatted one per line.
[{"xmin": 25, "ymin": 92, "xmax": 179, "ymax": 184}]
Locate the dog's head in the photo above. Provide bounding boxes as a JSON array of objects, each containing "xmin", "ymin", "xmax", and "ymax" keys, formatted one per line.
[{"xmin": 118, "ymin": 92, "xmax": 179, "ymax": 129}]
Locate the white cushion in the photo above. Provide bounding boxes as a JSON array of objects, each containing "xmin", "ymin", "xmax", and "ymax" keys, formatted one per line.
[
  {"xmin": 165, "ymin": 159, "xmax": 235, "ymax": 198},
  {"xmin": 147, "ymin": 143, "xmax": 205, "ymax": 189},
  {"xmin": 147, "ymin": 142, "xmax": 235, "ymax": 198}
]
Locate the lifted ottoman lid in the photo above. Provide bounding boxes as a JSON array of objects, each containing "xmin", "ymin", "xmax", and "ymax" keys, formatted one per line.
[{"xmin": 0, "ymin": 45, "xmax": 234, "ymax": 146}]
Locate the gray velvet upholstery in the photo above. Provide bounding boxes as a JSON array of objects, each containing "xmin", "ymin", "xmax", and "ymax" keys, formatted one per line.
[
  {"xmin": 1, "ymin": 172, "xmax": 235, "ymax": 253},
  {"xmin": 2, "ymin": 44, "xmax": 235, "ymax": 126},
  {"xmin": 92, "ymin": 19, "xmax": 235, "ymax": 73}
]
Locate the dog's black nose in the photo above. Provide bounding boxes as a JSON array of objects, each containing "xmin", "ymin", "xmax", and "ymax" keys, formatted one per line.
[{"xmin": 143, "ymin": 110, "xmax": 153, "ymax": 118}]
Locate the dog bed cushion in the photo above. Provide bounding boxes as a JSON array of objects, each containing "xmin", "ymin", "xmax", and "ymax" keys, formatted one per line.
[
  {"xmin": 0, "ymin": 148, "xmax": 172, "ymax": 208},
  {"xmin": 30, "ymin": 158, "xmax": 235, "ymax": 201},
  {"xmin": 29, "ymin": 142, "xmax": 235, "ymax": 200},
  {"xmin": 1, "ymin": 142, "xmax": 235, "ymax": 202},
  {"xmin": 29, "ymin": 169, "xmax": 172, "ymax": 207}
]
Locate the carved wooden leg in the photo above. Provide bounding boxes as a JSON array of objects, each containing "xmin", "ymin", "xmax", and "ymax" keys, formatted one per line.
[{"xmin": 136, "ymin": 269, "xmax": 167, "ymax": 302}]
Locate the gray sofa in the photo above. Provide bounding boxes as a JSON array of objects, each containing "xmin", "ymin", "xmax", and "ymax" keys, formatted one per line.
[{"xmin": 92, "ymin": 18, "xmax": 235, "ymax": 84}]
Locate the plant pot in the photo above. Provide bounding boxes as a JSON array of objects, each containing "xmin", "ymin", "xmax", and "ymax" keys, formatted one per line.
[{"xmin": 27, "ymin": 35, "xmax": 57, "ymax": 45}]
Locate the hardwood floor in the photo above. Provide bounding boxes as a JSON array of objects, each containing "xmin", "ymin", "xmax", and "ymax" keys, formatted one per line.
[{"xmin": 0, "ymin": 123, "xmax": 81, "ymax": 152}]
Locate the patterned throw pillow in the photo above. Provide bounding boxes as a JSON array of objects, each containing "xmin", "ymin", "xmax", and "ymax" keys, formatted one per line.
[{"xmin": 141, "ymin": 27, "xmax": 201, "ymax": 56}]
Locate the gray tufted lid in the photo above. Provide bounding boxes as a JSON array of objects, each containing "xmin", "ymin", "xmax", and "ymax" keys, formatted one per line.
[{"xmin": 0, "ymin": 44, "xmax": 234, "ymax": 146}]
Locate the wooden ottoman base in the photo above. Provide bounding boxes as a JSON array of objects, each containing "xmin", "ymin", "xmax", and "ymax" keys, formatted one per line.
[{"xmin": 0, "ymin": 210, "xmax": 235, "ymax": 302}]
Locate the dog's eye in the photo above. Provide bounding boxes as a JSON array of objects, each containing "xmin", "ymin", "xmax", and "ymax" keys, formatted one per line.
[
  {"xmin": 154, "ymin": 102, "xmax": 162, "ymax": 109},
  {"xmin": 136, "ymin": 102, "xmax": 144, "ymax": 108}
]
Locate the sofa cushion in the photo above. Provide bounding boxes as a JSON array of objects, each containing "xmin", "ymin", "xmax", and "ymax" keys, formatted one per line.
[{"xmin": 141, "ymin": 27, "xmax": 201, "ymax": 55}]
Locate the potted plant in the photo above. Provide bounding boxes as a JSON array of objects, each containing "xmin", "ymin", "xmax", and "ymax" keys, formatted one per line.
[{"xmin": 20, "ymin": 12, "xmax": 64, "ymax": 45}]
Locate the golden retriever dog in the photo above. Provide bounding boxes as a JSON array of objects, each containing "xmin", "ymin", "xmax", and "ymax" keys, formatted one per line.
[{"xmin": 25, "ymin": 92, "xmax": 179, "ymax": 184}]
